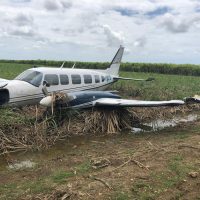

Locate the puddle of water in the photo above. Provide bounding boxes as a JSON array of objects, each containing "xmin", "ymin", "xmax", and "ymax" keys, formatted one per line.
[
  {"xmin": 8, "ymin": 160, "xmax": 36, "ymax": 170},
  {"xmin": 0, "ymin": 135, "xmax": 95, "ymax": 171},
  {"xmin": 132, "ymin": 114, "xmax": 198, "ymax": 133},
  {"xmin": 0, "ymin": 114, "xmax": 199, "ymax": 170}
]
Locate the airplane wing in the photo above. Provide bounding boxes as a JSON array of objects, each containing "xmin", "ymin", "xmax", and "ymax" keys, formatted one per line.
[
  {"xmin": 40, "ymin": 90, "xmax": 185, "ymax": 109},
  {"xmin": 93, "ymin": 98, "xmax": 185, "ymax": 107}
]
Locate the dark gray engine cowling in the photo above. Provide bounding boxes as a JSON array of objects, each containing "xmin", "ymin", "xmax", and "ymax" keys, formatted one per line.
[{"xmin": 0, "ymin": 89, "xmax": 9, "ymax": 106}]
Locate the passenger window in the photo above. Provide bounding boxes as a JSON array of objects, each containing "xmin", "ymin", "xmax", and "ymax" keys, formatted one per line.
[
  {"xmin": 71, "ymin": 74, "xmax": 81, "ymax": 84},
  {"xmin": 95, "ymin": 75, "xmax": 100, "ymax": 83},
  {"xmin": 44, "ymin": 74, "xmax": 59, "ymax": 85},
  {"xmin": 84, "ymin": 74, "xmax": 92, "ymax": 84},
  {"xmin": 105, "ymin": 75, "xmax": 111, "ymax": 81},
  {"xmin": 60, "ymin": 74, "xmax": 69, "ymax": 85},
  {"xmin": 101, "ymin": 76, "xmax": 105, "ymax": 82}
]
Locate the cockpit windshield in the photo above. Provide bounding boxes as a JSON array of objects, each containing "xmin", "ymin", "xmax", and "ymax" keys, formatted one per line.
[{"xmin": 15, "ymin": 70, "xmax": 43, "ymax": 87}]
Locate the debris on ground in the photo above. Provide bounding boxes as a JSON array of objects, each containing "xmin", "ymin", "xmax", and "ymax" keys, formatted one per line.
[{"xmin": 0, "ymin": 104, "xmax": 200, "ymax": 155}]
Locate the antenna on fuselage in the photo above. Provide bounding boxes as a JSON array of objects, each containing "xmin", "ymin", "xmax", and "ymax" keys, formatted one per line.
[
  {"xmin": 60, "ymin": 61, "xmax": 65, "ymax": 69},
  {"xmin": 72, "ymin": 63, "xmax": 76, "ymax": 68}
]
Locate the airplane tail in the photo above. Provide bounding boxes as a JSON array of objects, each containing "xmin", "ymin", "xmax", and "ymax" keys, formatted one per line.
[{"xmin": 106, "ymin": 46, "xmax": 124, "ymax": 76}]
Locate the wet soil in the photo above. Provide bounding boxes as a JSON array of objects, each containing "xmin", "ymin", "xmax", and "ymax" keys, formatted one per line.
[{"xmin": 0, "ymin": 119, "xmax": 200, "ymax": 200}]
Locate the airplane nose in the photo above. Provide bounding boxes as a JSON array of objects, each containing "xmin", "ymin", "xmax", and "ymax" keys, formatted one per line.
[{"xmin": 0, "ymin": 89, "xmax": 9, "ymax": 106}]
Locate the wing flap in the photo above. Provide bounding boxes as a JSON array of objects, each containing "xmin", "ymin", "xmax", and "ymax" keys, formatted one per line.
[{"xmin": 93, "ymin": 98, "xmax": 185, "ymax": 107}]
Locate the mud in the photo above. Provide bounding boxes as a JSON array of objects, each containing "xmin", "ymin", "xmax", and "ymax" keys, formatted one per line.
[
  {"xmin": 0, "ymin": 118, "xmax": 200, "ymax": 199},
  {"xmin": 0, "ymin": 106, "xmax": 200, "ymax": 199}
]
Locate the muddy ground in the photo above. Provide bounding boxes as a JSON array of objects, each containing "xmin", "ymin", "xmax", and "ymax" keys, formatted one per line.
[{"xmin": 0, "ymin": 119, "xmax": 200, "ymax": 200}]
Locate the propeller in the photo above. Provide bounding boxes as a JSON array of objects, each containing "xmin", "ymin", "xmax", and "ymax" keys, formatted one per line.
[
  {"xmin": 40, "ymin": 82, "xmax": 55, "ymax": 114},
  {"xmin": 40, "ymin": 81, "xmax": 75, "ymax": 113}
]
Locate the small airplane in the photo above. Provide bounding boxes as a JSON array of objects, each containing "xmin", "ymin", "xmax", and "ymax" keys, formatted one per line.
[{"xmin": 0, "ymin": 46, "xmax": 187, "ymax": 109}]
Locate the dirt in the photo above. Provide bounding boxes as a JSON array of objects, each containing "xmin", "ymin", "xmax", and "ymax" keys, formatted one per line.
[{"xmin": 0, "ymin": 119, "xmax": 200, "ymax": 200}]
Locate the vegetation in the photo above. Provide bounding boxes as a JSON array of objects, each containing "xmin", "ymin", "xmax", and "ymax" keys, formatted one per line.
[
  {"xmin": 0, "ymin": 63, "xmax": 31, "ymax": 79},
  {"xmin": 122, "ymin": 62, "xmax": 200, "ymax": 76},
  {"xmin": 112, "ymin": 71, "xmax": 200, "ymax": 100},
  {"xmin": 0, "ymin": 61, "xmax": 200, "ymax": 199},
  {"xmin": 1, "ymin": 60, "xmax": 200, "ymax": 77},
  {"xmin": 0, "ymin": 125, "xmax": 199, "ymax": 199},
  {"xmin": 131, "ymin": 154, "xmax": 197, "ymax": 200}
]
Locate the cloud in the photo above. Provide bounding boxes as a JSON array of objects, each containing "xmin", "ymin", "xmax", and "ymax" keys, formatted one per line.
[
  {"xmin": 0, "ymin": 0, "xmax": 200, "ymax": 63},
  {"xmin": 145, "ymin": 6, "xmax": 171, "ymax": 18},
  {"xmin": 43, "ymin": 0, "xmax": 71, "ymax": 11},
  {"xmin": 14, "ymin": 13, "xmax": 33, "ymax": 26},
  {"xmin": 9, "ymin": 26, "xmax": 36, "ymax": 37},
  {"xmin": 10, "ymin": 0, "xmax": 31, "ymax": 2},
  {"xmin": 102, "ymin": 24, "xmax": 124, "ymax": 47},
  {"xmin": 161, "ymin": 13, "xmax": 200, "ymax": 33},
  {"xmin": 32, "ymin": 40, "xmax": 47, "ymax": 49},
  {"xmin": 114, "ymin": 8, "xmax": 139, "ymax": 16},
  {"xmin": 60, "ymin": 1, "xmax": 72, "ymax": 9},
  {"xmin": 134, "ymin": 37, "xmax": 147, "ymax": 47},
  {"xmin": 44, "ymin": 0, "xmax": 62, "ymax": 10}
]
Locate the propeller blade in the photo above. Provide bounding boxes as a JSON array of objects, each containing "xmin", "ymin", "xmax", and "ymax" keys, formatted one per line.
[
  {"xmin": 42, "ymin": 86, "xmax": 49, "ymax": 96},
  {"xmin": 51, "ymin": 93, "xmax": 55, "ymax": 115}
]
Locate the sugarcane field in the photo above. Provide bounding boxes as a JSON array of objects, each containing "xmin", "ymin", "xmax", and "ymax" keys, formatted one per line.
[
  {"xmin": 0, "ymin": 61, "xmax": 199, "ymax": 200},
  {"xmin": 1, "ymin": 1, "xmax": 200, "ymax": 199}
]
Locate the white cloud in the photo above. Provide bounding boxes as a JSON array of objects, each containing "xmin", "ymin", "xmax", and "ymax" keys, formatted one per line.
[
  {"xmin": 44, "ymin": 0, "xmax": 62, "ymax": 11},
  {"xmin": 161, "ymin": 13, "xmax": 200, "ymax": 33},
  {"xmin": 43, "ymin": 0, "xmax": 72, "ymax": 11},
  {"xmin": 134, "ymin": 37, "xmax": 147, "ymax": 47},
  {"xmin": 9, "ymin": 26, "xmax": 36, "ymax": 37},
  {"xmin": 102, "ymin": 24, "xmax": 124, "ymax": 47},
  {"xmin": 0, "ymin": 0, "xmax": 200, "ymax": 63}
]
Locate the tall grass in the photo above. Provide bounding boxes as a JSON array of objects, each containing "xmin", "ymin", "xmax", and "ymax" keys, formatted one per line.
[
  {"xmin": 0, "ymin": 63, "xmax": 31, "ymax": 79},
  {"xmin": 113, "ymin": 72, "xmax": 200, "ymax": 100},
  {"xmin": 1, "ymin": 60, "xmax": 200, "ymax": 76},
  {"xmin": 122, "ymin": 62, "xmax": 200, "ymax": 76}
]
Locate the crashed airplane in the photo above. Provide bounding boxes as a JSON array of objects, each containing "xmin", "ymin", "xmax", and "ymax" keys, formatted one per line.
[{"xmin": 0, "ymin": 46, "xmax": 190, "ymax": 109}]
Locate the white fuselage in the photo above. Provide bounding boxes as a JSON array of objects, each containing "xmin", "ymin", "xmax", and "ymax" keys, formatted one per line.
[{"xmin": 1, "ymin": 67, "xmax": 117, "ymax": 106}]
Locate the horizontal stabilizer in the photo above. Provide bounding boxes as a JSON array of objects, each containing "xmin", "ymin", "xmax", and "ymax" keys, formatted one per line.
[
  {"xmin": 93, "ymin": 98, "xmax": 185, "ymax": 107},
  {"xmin": 113, "ymin": 77, "xmax": 155, "ymax": 81}
]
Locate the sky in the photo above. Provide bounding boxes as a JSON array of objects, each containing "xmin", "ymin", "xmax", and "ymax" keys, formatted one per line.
[{"xmin": 0, "ymin": 0, "xmax": 200, "ymax": 64}]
